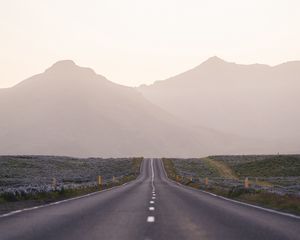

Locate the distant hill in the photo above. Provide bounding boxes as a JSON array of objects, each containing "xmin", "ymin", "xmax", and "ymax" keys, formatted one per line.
[
  {"xmin": 0, "ymin": 60, "xmax": 245, "ymax": 157},
  {"xmin": 138, "ymin": 56, "xmax": 300, "ymax": 153}
]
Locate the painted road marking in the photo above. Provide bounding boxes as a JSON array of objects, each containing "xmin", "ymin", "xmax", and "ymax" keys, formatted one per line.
[
  {"xmin": 0, "ymin": 172, "xmax": 138, "ymax": 219},
  {"xmin": 151, "ymin": 159, "xmax": 155, "ymax": 193},
  {"xmin": 0, "ymin": 159, "xmax": 146, "ymax": 219},
  {"xmin": 148, "ymin": 159, "xmax": 156, "ymax": 223},
  {"xmin": 147, "ymin": 216, "xmax": 155, "ymax": 222},
  {"xmin": 160, "ymin": 159, "xmax": 300, "ymax": 220}
]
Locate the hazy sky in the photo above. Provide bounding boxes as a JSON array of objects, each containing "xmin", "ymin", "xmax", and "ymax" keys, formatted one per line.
[{"xmin": 1, "ymin": 0, "xmax": 299, "ymax": 88}]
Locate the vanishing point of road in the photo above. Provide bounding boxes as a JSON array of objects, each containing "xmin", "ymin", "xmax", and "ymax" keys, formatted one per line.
[{"xmin": 0, "ymin": 159, "xmax": 299, "ymax": 240}]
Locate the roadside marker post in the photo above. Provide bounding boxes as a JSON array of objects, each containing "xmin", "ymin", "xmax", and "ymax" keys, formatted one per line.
[
  {"xmin": 52, "ymin": 177, "xmax": 57, "ymax": 191},
  {"xmin": 244, "ymin": 177, "xmax": 249, "ymax": 189},
  {"xmin": 98, "ymin": 176, "xmax": 102, "ymax": 189},
  {"xmin": 205, "ymin": 177, "xmax": 209, "ymax": 186}
]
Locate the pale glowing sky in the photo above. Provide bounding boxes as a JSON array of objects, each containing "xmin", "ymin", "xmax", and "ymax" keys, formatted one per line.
[{"xmin": 0, "ymin": 0, "xmax": 299, "ymax": 88}]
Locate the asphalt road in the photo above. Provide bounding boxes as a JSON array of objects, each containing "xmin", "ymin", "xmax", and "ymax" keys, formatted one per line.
[{"xmin": 0, "ymin": 159, "xmax": 299, "ymax": 240}]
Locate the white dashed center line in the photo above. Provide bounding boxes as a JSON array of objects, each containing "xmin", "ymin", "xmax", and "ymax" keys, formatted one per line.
[
  {"xmin": 147, "ymin": 216, "xmax": 155, "ymax": 222},
  {"xmin": 151, "ymin": 158, "xmax": 155, "ymax": 193},
  {"xmin": 147, "ymin": 159, "xmax": 156, "ymax": 223}
]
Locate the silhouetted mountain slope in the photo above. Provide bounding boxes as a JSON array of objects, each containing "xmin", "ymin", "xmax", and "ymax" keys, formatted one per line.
[
  {"xmin": 0, "ymin": 60, "xmax": 241, "ymax": 157},
  {"xmin": 139, "ymin": 57, "xmax": 300, "ymax": 153}
]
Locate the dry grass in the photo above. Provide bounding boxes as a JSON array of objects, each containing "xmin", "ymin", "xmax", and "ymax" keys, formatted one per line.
[
  {"xmin": 162, "ymin": 156, "xmax": 300, "ymax": 216},
  {"xmin": 205, "ymin": 157, "xmax": 238, "ymax": 179}
]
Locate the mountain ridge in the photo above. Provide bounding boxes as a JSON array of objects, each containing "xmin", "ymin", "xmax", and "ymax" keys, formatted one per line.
[
  {"xmin": 138, "ymin": 57, "xmax": 300, "ymax": 154},
  {"xmin": 1, "ymin": 59, "xmax": 298, "ymax": 157},
  {"xmin": 0, "ymin": 60, "xmax": 247, "ymax": 157},
  {"xmin": 140, "ymin": 57, "xmax": 300, "ymax": 88}
]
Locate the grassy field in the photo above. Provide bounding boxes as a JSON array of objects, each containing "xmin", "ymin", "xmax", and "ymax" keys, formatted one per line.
[
  {"xmin": 231, "ymin": 155, "xmax": 300, "ymax": 177},
  {"xmin": 0, "ymin": 156, "xmax": 142, "ymax": 214},
  {"xmin": 163, "ymin": 155, "xmax": 300, "ymax": 215}
]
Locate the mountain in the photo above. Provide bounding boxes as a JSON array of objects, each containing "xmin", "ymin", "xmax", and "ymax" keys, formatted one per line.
[
  {"xmin": 138, "ymin": 57, "xmax": 300, "ymax": 153},
  {"xmin": 0, "ymin": 60, "xmax": 242, "ymax": 157}
]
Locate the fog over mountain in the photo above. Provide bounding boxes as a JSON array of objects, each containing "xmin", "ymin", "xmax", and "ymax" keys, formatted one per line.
[
  {"xmin": 139, "ymin": 56, "xmax": 300, "ymax": 153},
  {"xmin": 0, "ymin": 60, "xmax": 246, "ymax": 157},
  {"xmin": 1, "ymin": 59, "xmax": 298, "ymax": 157}
]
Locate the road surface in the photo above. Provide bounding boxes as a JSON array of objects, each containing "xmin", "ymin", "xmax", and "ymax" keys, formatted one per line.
[{"xmin": 0, "ymin": 159, "xmax": 299, "ymax": 240}]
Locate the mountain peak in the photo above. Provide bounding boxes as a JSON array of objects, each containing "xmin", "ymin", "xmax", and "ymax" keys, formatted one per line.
[
  {"xmin": 53, "ymin": 59, "xmax": 76, "ymax": 66},
  {"xmin": 44, "ymin": 60, "xmax": 96, "ymax": 77},
  {"xmin": 46, "ymin": 60, "xmax": 77, "ymax": 71},
  {"xmin": 204, "ymin": 56, "xmax": 226, "ymax": 64}
]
